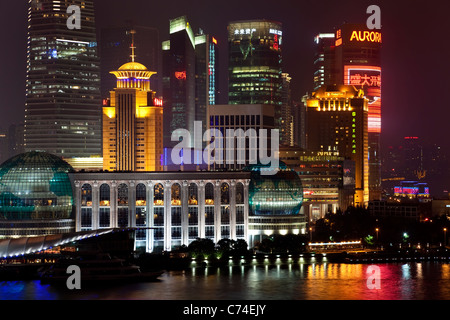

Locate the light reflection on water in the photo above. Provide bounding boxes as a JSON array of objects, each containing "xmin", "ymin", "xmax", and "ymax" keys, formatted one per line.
[{"xmin": 1, "ymin": 261, "xmax": 450, "ymax": 300}]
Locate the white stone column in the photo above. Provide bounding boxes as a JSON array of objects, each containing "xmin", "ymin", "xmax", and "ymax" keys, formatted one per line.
[
  {"xmin": 111, "ymin": 181, "xmax": 117, "ymax": 228},
  {"xmin": 244, "ymin": 179, "xmax": 250, "ymax": 246},
  {"xmin": 230, "ymin": 180, "xmax": 236, "ymax": 240},
  {"xmin": 181, "ymin": 180, "xmax": 189, "ymax": 247},
  {"xmin": 214, "ymin": 180, "xmax": 221, "ymax": 243},
  {"xmin": 164, "ymin": 180, "xmax": 172, "ymax": 252},
  {"xmin": 74, "ymin": 181, "xmax": 81, "ymax": 232},
  {"xmin": 92, "ymin": 181, "xmax": 99, "ymax": 230},
  {"xmin": 147, "ymin": 181, "xmax": 154, "ymax": 253},
  {"xmin": 199, "ymin": 180, "xmax": 205, "ymax": 239},
  {"xmin": 129, "ymin": 180, "xmax": 136, "ymax": 228}
]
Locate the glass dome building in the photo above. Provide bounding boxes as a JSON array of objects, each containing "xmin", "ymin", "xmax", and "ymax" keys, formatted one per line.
[
  {"xmin": 244, "ymin": 162, "xmax": 303, "ymax": 216},
  {"xmin": 0, "ymin": 151, "xmax": 75, "ymax": 239},
  {"xmin": 244, "ymin": 162, "xmax": 306, "ymax": 245}
]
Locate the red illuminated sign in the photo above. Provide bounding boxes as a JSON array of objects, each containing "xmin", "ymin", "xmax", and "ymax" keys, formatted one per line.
[
  {"xmin": 154, "ymin": 98, "xmax": 163, "ymax": 107},
  {"xmin": 344, "ymin": 66, "xmax": 382, "ymax": 134},
  {"xmin": 273, "ymin": 34, "xmax": 279, "ymax": 51},
  {"xmin": 175, "ymin": 71, "xmax": 186, "ymax": 80}
]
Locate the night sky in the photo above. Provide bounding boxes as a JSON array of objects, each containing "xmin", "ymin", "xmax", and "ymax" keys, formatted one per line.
[{"xmin": 1, "ymin": 0, "xmax": 450, "ymax": 152}]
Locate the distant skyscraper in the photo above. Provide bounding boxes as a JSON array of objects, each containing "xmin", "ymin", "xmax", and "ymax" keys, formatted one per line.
[
  {"xmin": 162, "ymin": 16, "xmax": 218, "ymax": 149},
  {"xmin": 99, "ymin": 25, "xmax": 161, "ymax": 100},
  {"xmin": 280, "ymin": 73, "xmax": 293, "ymax": 146},
  {"xmin": 313, "ymin": 33, "xmax": 335, "ymax": 91},
  {"xmin": 25, "ymin": 0, "xmax": 101, "ymax": 158},
  {"xmin": 314, "ymin": 23, "xmax": 382, "ymax": 201},
  {"xmin": 227, "ymin": 20, "xmax": 283, "ymax": 145},
  {"xmin": 102, "ymin": 32, "xmax": 163, "ymax": 172},
  {"xmin": 227, "ymin": 20, "xmax": 283, "ymax": 106},
  {"xmin": 306, "ymin": 85, "xmax": 369, "ymax": 206}
]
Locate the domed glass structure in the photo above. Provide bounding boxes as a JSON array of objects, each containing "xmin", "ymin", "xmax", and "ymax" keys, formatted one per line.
[
  {"xmin": 244, "ymin": 162, "xmax": 303, "ymax": 216},
  {"xmin": 0, "ymin": 151, "xmax": 75, "ymax": 238}
]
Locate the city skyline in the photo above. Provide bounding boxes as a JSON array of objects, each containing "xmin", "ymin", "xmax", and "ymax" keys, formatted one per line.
[{"xmin": 2, "ymin": 0, "xmax": 450, "ymax": 153}]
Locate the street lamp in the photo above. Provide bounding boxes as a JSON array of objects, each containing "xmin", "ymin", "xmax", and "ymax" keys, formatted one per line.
[
  {"xmin": 309, "ymin": 227, "xmax": 313, "ymax": 242},
  {"xmin": 375, "ymin": 228, "xmax": 379, "ymax": 241},
  {"xmin": 444, "ymin": 228, "xmax": 447, "ymax": 247}
]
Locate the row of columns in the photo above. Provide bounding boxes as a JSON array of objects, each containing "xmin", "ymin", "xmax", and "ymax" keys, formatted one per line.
[{"xmin": 74, "ymin": 179, "xmax": 250, "ymax": 252}]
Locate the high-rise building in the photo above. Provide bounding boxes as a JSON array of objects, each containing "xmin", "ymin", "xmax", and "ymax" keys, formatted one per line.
[
  {"xmin": 25, "ymin": 0, "xmax": 101, "ymax": 159},
  {"xmin": 280, "ymin": 73, "xmax": 293, "ymax": 146},
  {"xmin": 162, "ymin": 16, "xmax": 218, "ymax": 149},
  {"xmin": 102, "ymin": 32, "xmax": 163, "ymax": 172},
  {"xmin": 313, "ymin": 33, "xmax": 335, "ymax": 91},
  {"xmin": 306, "ymin": 85, "xmax": 369, "ymax": 206},
  {"xmin": 314, "ymin": 23, "xmax": 382, "ymax": 201},
  {"xmin": 99, "ymin": 25, "xmax": 161, "ymax": 100},
  {"xmin": 228, "ymin": 20, "xmax": 283, "ymax": 106}
]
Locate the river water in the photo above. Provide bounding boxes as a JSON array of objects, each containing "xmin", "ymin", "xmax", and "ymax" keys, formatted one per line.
[{"xmin": 1, "ymin": 259, "xmax": 450, "ymax": 300}]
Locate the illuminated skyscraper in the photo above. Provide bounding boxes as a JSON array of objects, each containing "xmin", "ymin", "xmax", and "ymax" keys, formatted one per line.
[
  {"xmin": 306, "ymin": 85, "xmax": 369, "ymax": 206},
  {"xmin": 162, "ymin": 16, "xmax": 218, "ymax": 149},
  {"xmin": 228, "ymin": 20, "xmax": 283, "ymax": 106},
  {"xmin": 314, "ymin": 23, "xmax": 382, "ymax": 201},
  {"xmin": 227, "ymin": 20, "xmax": 284, "ymax": 146},
  {"xmin": 25, "ymin": 0, "xmax": 101, "ymax": 158},
  {"xmin": 102, "ymin": 31, "xmax": 163, "ymax": 172}
]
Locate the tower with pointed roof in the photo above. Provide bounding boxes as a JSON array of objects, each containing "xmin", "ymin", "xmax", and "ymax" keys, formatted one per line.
[{"xmin": 102, "ymin": 30, "xmax": 163, "ymax": 171}]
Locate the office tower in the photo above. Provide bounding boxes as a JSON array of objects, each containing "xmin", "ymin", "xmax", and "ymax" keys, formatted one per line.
[
  {"xmin": 228, "ymin": 20, "xmax": 283, "ymax": 144},
  {"xmin": 102, "ymin": 33, "xmax": 163, "ymax": 172},
  {"xmin": 25, "ymin": 0, "xmax": 101, "ymax": 158},
  {"xmin": 162, "ymin": 16, "xmax": 218, "ymax": 149},
  {"xmin": 0, "ymin": 131, "xmax": 8, "ymax": 164},
  {"xmin": 278, "ymin": 146, "xmax": 355, "ymax": 222},
  {"xmin": 313, "ymin": 33, "xmax": 335, "ymax": 91},
  {"xmin": 306, "ymin": 85, "xmax": 369, "ymax": 206},
  {"xmin": 99, "ymin": 25, "xmax": 161, "ymax": 100},
  {"xmin": 228, "ymin": 20, "xmax": 283, "ymax": 105},
  {"xmin": 8, "ymin": 123, "xmax": 25, "ymax": 159},
  {"xmin": 207, "ymin": 104, "xmax": 276, "ymax": 172},
  {"xmin": 315, "ymin": 23, "xmax": 382, "ymax": 201},
  {"xmin": 280, "ymin": 73, "xmax": 293, "ymax": 146}
]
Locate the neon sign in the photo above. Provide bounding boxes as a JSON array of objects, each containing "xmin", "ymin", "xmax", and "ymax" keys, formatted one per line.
[
  {"xmin": 175, "ymin": 71, "xmax": 186, "ymax": 80},
  {"xmin": 212, "ymin": 37, "xmax": 218, "ymax": 45},
  {"xmin": 350, "ymin": 30, "xmax": 382, "ymax": 43},
  {"xmin": 273, "ymin": 34, "xmax": 279, "ymax": 51},
  {"xmin": 154, "ymin": 98, "xmax": 163, "ymax": 107},
  {"xmin": 344, "ymin": 66, "xmax": 382, "ymax": 133}
]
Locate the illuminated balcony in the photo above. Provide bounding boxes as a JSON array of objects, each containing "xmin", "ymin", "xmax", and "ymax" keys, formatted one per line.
[{"xmin": 136, "ymin": 200, "xmax": 146, "ymax": 206}]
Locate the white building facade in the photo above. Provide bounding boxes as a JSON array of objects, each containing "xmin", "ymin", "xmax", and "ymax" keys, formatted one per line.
[{"xmin": 69, "ymin": 171, "xmax": 251, "ymax": 253}]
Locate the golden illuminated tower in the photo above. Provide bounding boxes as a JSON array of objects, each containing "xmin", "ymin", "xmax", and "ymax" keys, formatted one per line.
[
  {"xmin": 103, "ymin": 31, "xmax": 163, "ymax": 172},
  {"xmin": 306, "ymin": 85, "xmax": 369, "ymax": 206}
]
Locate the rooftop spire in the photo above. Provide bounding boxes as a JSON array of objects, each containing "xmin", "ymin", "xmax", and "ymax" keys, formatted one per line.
[{"xmin": 130, "ymin": 29, "xmax": 136, "ymax": 62}]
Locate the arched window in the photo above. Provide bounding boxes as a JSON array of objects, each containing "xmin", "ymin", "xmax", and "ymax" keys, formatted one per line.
[
  {"xmin": 188, "ymin": 183, "xmax": 198, "ymax": 205},
  {"xmin": 118, "ymin": 183, "xmax": 128, "ymax": 206},
  {"xmin": 171, "ymin": 183, "xmax": 181, "ymax": 206},
  {"xmin": 205, "ymin": 183, "xmax": 214, "ymax": 205},
  {"xmin": 221, "ymin": 183, "xmax": 230, "ymax": 205},
  {"xmin": 99, "ymin": 184, "xmax": 110, "ymax": 206},
  {"xmin": 154, "ymin": 183, "xmax": 164, "ymax": 206},
  {"xmin": 136, "ymin": 183, "xmax": 146, "ymax": 206},
  {"xmin": 81, "ymin": 184, "xmax": 92, "ymax": 207},
  {"xmin": 236, "ymin": 182, "xmax": 244, "ymax": 205}
]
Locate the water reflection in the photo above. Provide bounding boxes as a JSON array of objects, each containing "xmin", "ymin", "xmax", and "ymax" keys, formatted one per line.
[{"xmin": 1, "ymin": 262, "xmax": 450, "ymax": 300}]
